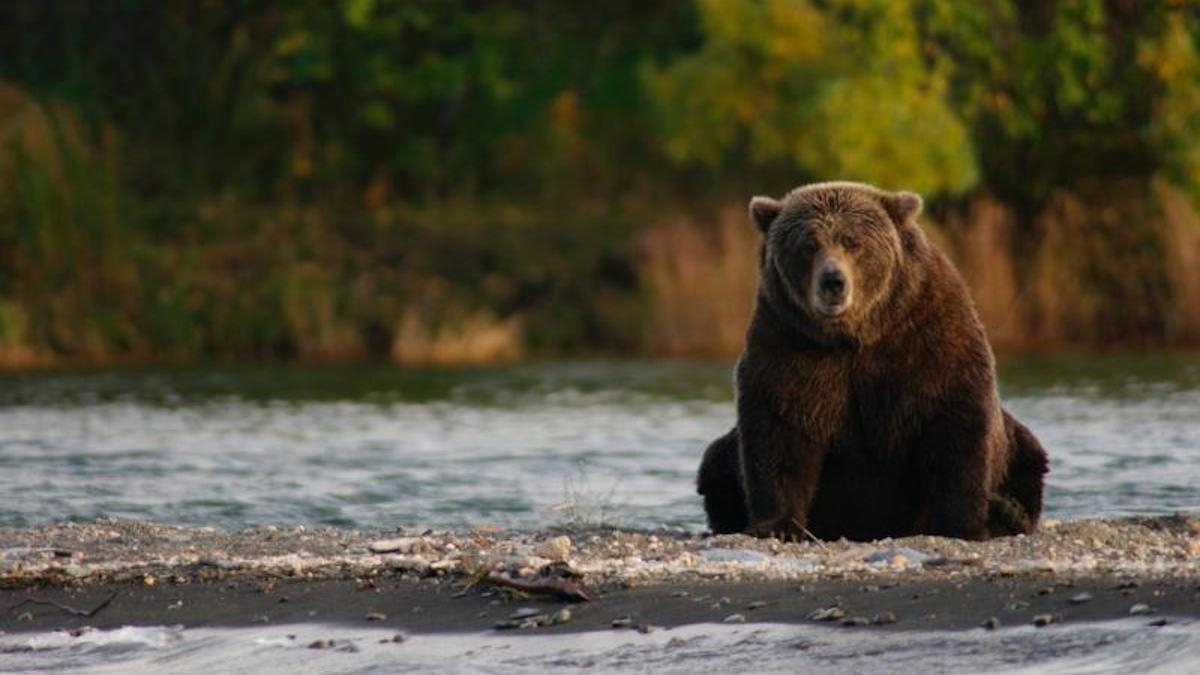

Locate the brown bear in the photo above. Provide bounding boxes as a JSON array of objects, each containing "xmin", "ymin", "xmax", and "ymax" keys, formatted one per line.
[{"xmin": 696, "ymin": 182, "xmax": 1048, "ymax": 541}]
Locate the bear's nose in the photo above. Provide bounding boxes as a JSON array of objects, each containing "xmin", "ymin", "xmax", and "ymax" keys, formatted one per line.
[{"xmin": 819, "ymin": 269, "xmax": 846, "ymax": 297}]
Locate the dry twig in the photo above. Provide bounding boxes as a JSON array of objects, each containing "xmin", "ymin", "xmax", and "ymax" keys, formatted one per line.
[{"xmin": 7, "ymin": 590, "xmax": 118, "ymax": 618}]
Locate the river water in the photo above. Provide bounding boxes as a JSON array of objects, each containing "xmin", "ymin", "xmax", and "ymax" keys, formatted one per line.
[
  {"xmin": 2, "ymin": 355, "xmax": 1199, "ymax": 673},
  {"xmin": 0, "ymin": 619, "xmax": 1198, "ymax": 674},
  {"xmin": 1, "ymin": 355, "xmax": 1198, "ymax": 531}
]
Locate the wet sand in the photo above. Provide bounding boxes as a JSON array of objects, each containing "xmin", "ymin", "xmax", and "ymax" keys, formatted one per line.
[{"xmin": 3, "ymin": 515, "xmax": 1199, "ymax": 636}]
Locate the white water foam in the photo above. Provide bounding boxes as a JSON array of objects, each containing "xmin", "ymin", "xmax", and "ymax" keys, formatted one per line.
[{"xmin": 2, "ymin": 620, "xmax": 1199, "ymax": 675}]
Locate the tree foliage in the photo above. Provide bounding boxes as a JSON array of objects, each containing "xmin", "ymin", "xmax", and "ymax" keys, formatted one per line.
[{"xmin": 1, "ymin": 0, "xmax": 1199, "ymax": 362}]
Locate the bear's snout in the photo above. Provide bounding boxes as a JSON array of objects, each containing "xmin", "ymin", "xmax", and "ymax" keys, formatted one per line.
[{"xmin": 811, "ymin": 255, "xmax": 852, "ymax": 316}]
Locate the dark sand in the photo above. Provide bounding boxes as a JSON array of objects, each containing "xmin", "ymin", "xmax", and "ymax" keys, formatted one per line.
[
  {"xmin": 3, "ymin": 575, "xmax": 1199, "ymax": 636},
  {"xmin": 4, "ymin": 516, "xmax": 1199, "ymax": 636}
]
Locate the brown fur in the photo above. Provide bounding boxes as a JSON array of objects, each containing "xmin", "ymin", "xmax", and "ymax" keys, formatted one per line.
[{"xmin": 697, "ymin": 182, "xmax": 1048, "ymax": 541}]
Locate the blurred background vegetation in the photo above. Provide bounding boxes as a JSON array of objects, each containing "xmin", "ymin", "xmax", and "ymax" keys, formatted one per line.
[{"xmin": 1, "ymin": 0, "xmax": 1199, "ymax": 368}]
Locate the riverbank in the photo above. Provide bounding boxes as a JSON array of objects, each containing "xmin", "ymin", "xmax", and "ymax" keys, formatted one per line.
[{"xmin": 3, "ymin": 516, "xmax": 1198, "ymax": 637}]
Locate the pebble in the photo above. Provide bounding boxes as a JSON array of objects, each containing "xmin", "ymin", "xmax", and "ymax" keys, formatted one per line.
[
  {"xmin": 369, "ymin": 537, "xmax": 425, "ymax": 554},
  {"xmin": 494, "ymin": 614, "xmax": 550, "ymax": 630},
  {"xmin": 863, "ymin": 547, "xmax": 932, "ymax": 566},
  {"xmin": 1033, "ymin": 613, "xmax": 1060, "ymax": 627},
  {"xmin": 307, "ymin": 639, "xmax": 334, "ymax": 650},
  {"xmin": 365, "ymin": 612, "xmax": 387, "ymax": 622},
  {"xmin": 747, "ymin": 600, "xmax": 768, "ymax": 610},
  {"xmin": 1148, "ymin": 618, "xmax": 1171, "ymax": 627},
  {"xmin": 699, "ymin": 549, "xmax": 768, "ymax": 564},
  {"xmin": 1069, "ymin": 592, "xmax": 1094, "ymax": 605},
  {"xmin": 611, "ymin": 617, "xmax": 633, "ymax": 628},
  {"xmin": 550, "ymin": 608, "xmax": 573, "ymax": 625},
  {"xmin": 807, "ymin": 606, "xmax": 845, "ymax": 622},
  {"xmin": 1129, "ymin": 603, "xmax": 1155, "ymax": 616},
  {"xmin": 723, "ymin": 613, "xmax": 746, "ymax": 623},
  {"xmin": 841, "ymin": 617, "xmax": 870, "ymax": 627},
  {"xmin": 637, "ymin": 623, "xmax": 660, "ymax": 634},
  {"xmin": 871, "ymin": 611, "xmax": 897, "ymax": 625},
  {"xmin": 509, "ymin": 607, "xmax": 543, "ymax": 620},
  {"xmin": 536, "ymin": 536, "xmax": 572, "ymax": 562},
  {"xmin": 387, "ymin": 555, "xmax": 431, "ymax": 575},
  {"xmin": 982, "ymin": 617, "xmax": 1000, "ymax": 630},
  {"xmin": 63, "ymin": 565, "xmax": 88, "ymax": 578}
]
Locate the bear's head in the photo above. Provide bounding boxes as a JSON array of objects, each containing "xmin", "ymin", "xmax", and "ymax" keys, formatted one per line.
[{"xmin": 749, "ymin": 182, "xmax": 930, "ymax": 345}]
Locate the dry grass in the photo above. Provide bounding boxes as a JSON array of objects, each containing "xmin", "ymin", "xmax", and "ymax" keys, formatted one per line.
[
  {"xmin": 938, "ymin": 198, "xmax": 1027, "ymax": 349},
  {"xmin": 1156, "ymin": 181, "xmax": 1200, "ymax": 343},
  {"xmin": 638, "ymin": 206, "xmax": 759, "ymax": 357},
  {"xmin": 391, "ymin": 308, "xmax": 523, "ymax": 365},
  {"xmin": 637, "ymin": 186, "xmax": 1200, "ymax": 356}
]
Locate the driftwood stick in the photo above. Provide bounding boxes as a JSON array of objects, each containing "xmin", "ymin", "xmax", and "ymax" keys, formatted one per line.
[
  {"xmin": 792, "ymin": 518, "xmax": 832, "ymax": 554},
  {"xmin": 483, "ymin": 572, "xmax": 591, "ymax": 603},
  {"xmin": 8, "ymin": 589, "xmax": 118, "ymax": 618}
]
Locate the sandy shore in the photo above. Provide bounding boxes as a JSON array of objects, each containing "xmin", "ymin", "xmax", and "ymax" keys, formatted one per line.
[{"xmin": 3, "ymin": 515, "xmax": 1199, "ymax": 635}]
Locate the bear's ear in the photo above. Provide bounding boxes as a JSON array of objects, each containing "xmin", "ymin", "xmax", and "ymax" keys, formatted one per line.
[
  {"xmin": 748, "ymin": 196, "xmax": 782, "ymax": 232},
  {"xmin": 881, "ymin": 190, "xmax": 923, "ymax": 225},
  {"xmin": 881, "ymin": 190, "xmax": 929, "ymax": 255}
]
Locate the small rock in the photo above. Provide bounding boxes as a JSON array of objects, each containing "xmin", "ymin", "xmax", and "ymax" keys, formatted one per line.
[
  {"xmin": 365, "ymin": 612, "xmax": 387, "ymax": 622},
  {"xmin": 550, "ymin": 608, "xmax": 573, "ymax": 625},
  {"xmin": 509, "ymin": 607, "xmax": 543, "ymax": 620},
  {"xmin": 982, "ymin": 617, "xmax": 1001, "ymax": 630},
  {"xmin": 841, "ymin": 617, "xmax": 870, "ymax": 627},
  {"xmin": 666, "ymin": 637, "xmax": 687, "ymax": 648},
  {"xmin": 699, "ymin": 548, "xmax": 768, "ymax": 564},
  {"xmin": 747, "ymin": 600, "xmax": 768, "ymax": 610},
  {"xmin": 611, "ymin": 617, "xmax": 633, "ymax": 628},
  {"xmin": 16, "ymin": 611, "xmax": 32, "ymax": 622},
  {"xmin": 1069, "ymin": 592, "xmax": 1094, "ymax": 605},
  {"xmin": 252, "ymin": 615, "xmax": 270, "ymax": 624},
  {"xmin": 807, "ymin": 606, "xmax": 845, "ymax": 622},
  {"xmin": 1148, "ymin": 618, "xmax": 1171, "ymax": 627},
  {"xmin": 387, "ymin": 555, "xmax": 431, "ymax": 575},
  {"xmin": 723, "ymin": 613, "xmax": 746, "ymax": 623},
  {"xmin": 1033, "ymin": 613, "xmax": 1060, "ymax": 627},
  {"xmin": 1129, "ymin": 603, "xmax": 1155, "ymax": 616},
  {"xmin": 370, "ymin": 537, "xmax": 426, "ymax": 554},
  {"xmin": 1005, "ymin": 600, "xmax": 1030, "ymax": 611},
  {"xmin": 307, "ymin": 639, "xmax": 334, "ymax": 650},
  {"xmin": 536, "ymin": 536, "xmax": 572, "ymax": 562},
  {"xmin": 63, "ymin": 565, "xmax": 88, "ymax": 578},
  {"xmin": 637, "ymin": 623, "xmax": 660, "ymax": 634},
  {"xmin": 863, "ymin": 547, "xmax": 931, "ymax": 566},
  {"xmin": 494, "ymin": 613, "xmax": 550, "ymax": 630},
  {"xmin": 391, "ymin": 633, "xmax": 408, "ymax": 643},
  {"xmin": 871, "ymin": 611, "xmax": 897, "ymax": 625}
]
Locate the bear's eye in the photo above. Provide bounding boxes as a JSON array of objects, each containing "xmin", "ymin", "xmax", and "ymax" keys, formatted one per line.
[{"xmin": 841, "ymin": 238, "xmax": 860, "ymax": 252}]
